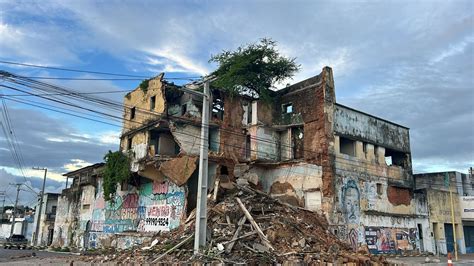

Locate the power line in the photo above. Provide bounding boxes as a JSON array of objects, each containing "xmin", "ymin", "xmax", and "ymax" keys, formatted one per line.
[
  {"xmin": 0, "ymin": 60, "xmax": 202, "ymax": 80},
  {"xmin": 3, "ymin": 70, "xmax": 460, "ymax": 187},
  {"xmin": 0, "ymin": 90, "xmax": 131, "ymax": 96},
  {"xmin": 0, "ymin": 96, "xmax": 38, "ymax": 194},
  {"xmin": 21, "ymin": 76, "xmax": 200, "ymax": 81}
]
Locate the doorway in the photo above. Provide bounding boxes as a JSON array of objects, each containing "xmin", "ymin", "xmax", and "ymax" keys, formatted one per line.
[{"xmin": 445, "ymin": 223, "xmax": 455, "ymax": 253}]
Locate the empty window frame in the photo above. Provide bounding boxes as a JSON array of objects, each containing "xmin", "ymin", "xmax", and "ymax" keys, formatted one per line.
[
  {"xmin": 150, "ymin": 96, "xmax": 156, "ymax": 110},
  {"xmin": 339, "ymin": 136, "xmax": 356, "ymax": 156},
  {"xmin": 246, "ymin": 135, "xmax": 251, "ymax": 159},
  {"xmin": 212, "ymin": 97, "xmax": 224, "ymax": 120},
  {"xmin": 376, "ymin": 183, "xmax": 383, "ymax": 195},
  {"xmin": 384, "ymin": 148, "xmax": 408, "ymax": 168},
  {"xmin": 292, "ymin": 126, "xmax": 304, "ymax": 159},
  {"xmin": 127, "ymin": 137, "xmax": 133, "ymax": 150},
  {"xmin": 130, "ymin": 107, "xmax": 136, "ymax": 120},
  {"xmin": 282, "ymin": 103, "xmax": 293, "ymax": 114},
  {"xmin": 181, "ymin": 104, "xmax": 187, "ymax": 116},
  {"xmin": 208, "ymin": 128, "xmax": 219, "ymax": 152}
]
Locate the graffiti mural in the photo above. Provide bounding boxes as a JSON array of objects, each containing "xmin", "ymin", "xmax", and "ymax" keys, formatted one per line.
[
  {"xmin": 140, "ymin": 181, "xmax": 185, "ymax": 232},
  {"xmin": 348, "ymin": 228, "xmax": 358, "ymax": 251},
  {"xmin": 87, "ymin": 178, "xmax": 186, "ymax": 243},
  {"xmin": 365, "ymin": 227, "xmax": 418, "ymax": 254},
  {"xmin": 341, "ymin": 179, "xmax": 360, "ymax": 224}
]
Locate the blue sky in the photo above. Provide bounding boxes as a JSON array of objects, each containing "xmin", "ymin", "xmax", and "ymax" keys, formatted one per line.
[{"xmin": 0, "ymin": 0, "xmax": 473, "ymax": 204}]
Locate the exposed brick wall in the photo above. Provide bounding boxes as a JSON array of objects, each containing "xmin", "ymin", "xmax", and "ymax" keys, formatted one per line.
[
  {"xmin": 276, "ymin": 67, "xmax": 336, "ymax": 203},
  {"xmin": 387, "ymin": 186, "xmax": 412, "ymax": 205},
  {"xmin": 219, "ymin": 96, "xmax": 246, "ymax": 162}
]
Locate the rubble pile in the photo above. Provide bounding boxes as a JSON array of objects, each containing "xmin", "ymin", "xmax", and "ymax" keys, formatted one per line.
[{"xmin": 81, "ymin": 184, "xmax": 387, "ymax": 264}]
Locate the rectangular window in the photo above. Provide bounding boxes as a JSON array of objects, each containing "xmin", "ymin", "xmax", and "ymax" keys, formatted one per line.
[
  {"xmin": 127, "ymin": 137, "xmax": 132, "ymax": 150},
  {"xmin": 339, "ymin": 136, "xmax": 356, "ymax": 156},
  {"xmin": 282, "ymin": 103, "xmax": 293, "ymax": 114},
  {"xmin": 130, "ymin": 107, "xmax": 136, "ymax": 120},
  {"xmin": 376, "ymin": 183, "xmax": 383, "ymax": 195},
  {"xmin": 246, "ymin": 135, "xmax": 251, "ymax": 159},
  {"xmin": 150, "ymin": 96, "xmax": 156, "ymax": 110},
  {"xmin": 385, "ymin": 148, "xmax": 407, "ymax": 168},
  {"xmin": 181, "ymin": 104, "xmax": 187, "ymax": 116},
  {"xmin": 82, "ymin": 204, "xmax": 90, "ymax": 210}
]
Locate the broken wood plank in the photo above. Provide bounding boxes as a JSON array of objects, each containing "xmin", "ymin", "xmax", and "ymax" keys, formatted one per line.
[
  {"xmin": 212, "ymin": 177, "xmax": 220, "ymax": 201},
  {"xmin": 235, "ymin": 197, "xmax": 274, "ymax": 251},
  {"xmin": 222, "ymin": 230, "xmax": 258, "ymax": 245},
  {"xmin": 226, "ymin": 214, "xmax": 247, "ymax": 253},
  {"xmin": 151, "ymin": 234, "xmax": 193, "ymax": 263}
]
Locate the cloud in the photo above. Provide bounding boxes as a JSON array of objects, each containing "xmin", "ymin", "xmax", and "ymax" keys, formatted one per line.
[
  {"xmin": 0, "ymin": 106, "xmax": 117, "ymax": 178},
  {"xmin": 0, "ymin": 0, "xmax": 472, "ymax": 175},
  {"xmin": 63, "ymin": 159, "xmax": 92, "ymax": 172},
  {"xmin": 0, "ymin": 168, "xmax": 64, "ymax": 206}
]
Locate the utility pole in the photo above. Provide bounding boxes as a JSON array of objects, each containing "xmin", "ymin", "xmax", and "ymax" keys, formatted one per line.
[
  {"xmin": 194, "ymin": 80, "xmax": 210, "ymax": 254},
  {"xmin": 446, "ymin": 172, "xmax": 458, "ymax": 261},
  {"xmin": 9, "ymin": 183, "xmax": 21, "ymax": 237},
  {"xmin": 0, "ymin": 191, "xmax": 5, "ymax": 221},
  {"xmin": 161, "ymin": 76, "xmax": 214, "ymax": 254},
  {"xmin": 32, "ymin": 167, "xmax": 47, "ymax": 246}
]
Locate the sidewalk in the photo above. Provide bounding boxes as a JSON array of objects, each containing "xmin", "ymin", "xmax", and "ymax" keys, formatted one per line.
[{"xmin": 387, "ymin": 254, "xmax": 474, "ymax": 265}]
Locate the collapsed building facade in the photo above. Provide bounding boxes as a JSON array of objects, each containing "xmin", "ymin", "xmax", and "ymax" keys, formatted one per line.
[{"xmin": 51, "ymin": 67, "xmax": 431, "ymax": 253}]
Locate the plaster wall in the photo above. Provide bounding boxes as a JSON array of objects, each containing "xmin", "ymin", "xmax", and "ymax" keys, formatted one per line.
[
  {"xmin": 334, "ymin": 104, "xmax": 410, "ymax": 153},
  {"xmin": 427, "ymin": 189, "xmax": 466, "ymax": 254},
  {"xmin": 255, "ymin": 163, "xmax": 323, "ymax": 209},
  {"xmin": 122, "ymin": 75, "xmax": 166, "ymax": 132},
  {"xmin": 460, "ymin": 196, "xmax": 474, "ymax": 220}
]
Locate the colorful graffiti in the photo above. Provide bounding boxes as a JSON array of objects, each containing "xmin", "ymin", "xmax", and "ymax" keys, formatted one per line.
[
  {"xmin": 140, "ymin": 181, "xmax": 185, "ymax": 232},
  {"xmin": 88, "ymin": 179, "xmax": 185, "ymax": 240},
  {"xmin": 348, "ymin": 228, "xmax": 358, "ymax": 251},
  {"xmin": 342, "ymin": 179, "xmax": 360, "ymax": 224},
  {"xmin": 365, "ymin": 227, "xmax": 418, "ymax": 254}
]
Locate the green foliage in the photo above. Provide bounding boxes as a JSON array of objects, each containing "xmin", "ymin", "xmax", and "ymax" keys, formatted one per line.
[
  {"xmin": 102, "ymin": 150, "xmax": 131, "ymax": 201},
  {"xmin": 210, "ymin": 38, "xmax": 300, "ymax": 101},
  {"xmin": 139, "ymin": 79, "xmax": 150, "ymax": 93}
]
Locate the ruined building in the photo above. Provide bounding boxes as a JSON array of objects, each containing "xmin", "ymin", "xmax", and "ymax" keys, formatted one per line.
[{"xmin": 51, "ymin": 67, "xmax": 430, "ymax": 253}]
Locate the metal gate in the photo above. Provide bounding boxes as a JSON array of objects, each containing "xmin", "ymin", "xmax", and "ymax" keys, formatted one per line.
[{"xmin": 444, "ymin": 223, "xmax": 455, "ymax": 253}]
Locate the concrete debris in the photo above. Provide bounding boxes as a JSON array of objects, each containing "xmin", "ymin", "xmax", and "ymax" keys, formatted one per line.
[
  {"xmin": 158, "ymin": 155, "xmax": 197, "ymax": 185},
  {"xmin": 78, "ymin": 184, "xmax": 387, "ymax": 264}
]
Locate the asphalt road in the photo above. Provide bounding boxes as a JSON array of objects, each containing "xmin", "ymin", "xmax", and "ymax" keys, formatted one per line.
[{"xmin": 0, "ymin": 248, "xmax": 75, "ymax": 264}]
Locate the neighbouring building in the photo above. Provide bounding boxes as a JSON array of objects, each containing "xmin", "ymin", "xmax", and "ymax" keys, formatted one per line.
[
  {"xmin": 52, "ymin": 67, "xmax": 430, "ymax": 253},
  {"xmin": 32, "ymin": 193, "xmax": 59, "ymax": 246},
  {"xmin": 415, "ymin": 171, "xmax": 474, "ymax": 254},
  {"xmin": 0, "ymin": 216, "xmax": 34, "ymax": 240},
  {"xmin": 52, "ymin": 163, "xmax": 106, "ymax": 249}
]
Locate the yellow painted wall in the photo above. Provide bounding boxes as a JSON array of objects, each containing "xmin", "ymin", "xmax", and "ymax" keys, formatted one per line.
[{"xmin": 122, "ymin": 75, "xmax": 166, "ymax": 133}]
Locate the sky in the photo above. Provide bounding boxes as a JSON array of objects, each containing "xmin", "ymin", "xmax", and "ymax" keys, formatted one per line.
[{"xmin": 0, "ymin": 0, "xmax": 473, "ymax": 205}]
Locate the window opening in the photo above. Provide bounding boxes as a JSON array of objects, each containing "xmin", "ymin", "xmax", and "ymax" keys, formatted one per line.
[
  {"xmin": 150, "ymin": 96, "xmax": 156, "ymax": 110},
  {"xmin": 376, "ymin": 183, "xmax": 383, "ymax": 195},
  {"xmin": 130, "ymin": 107, "xmax": 136, "ymax": 120},
  {"xmin": 282, "ymin": 103, "xmax": 293, "ymax": 114},
  {"xmin": 339, "ymin": 137, "xmax": 356, "ymax": 156}
]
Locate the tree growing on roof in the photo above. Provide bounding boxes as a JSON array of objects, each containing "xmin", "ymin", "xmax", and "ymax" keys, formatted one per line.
[{"xmin": 209, "ymin": 38, "xmax": 300, "ymax": 101}]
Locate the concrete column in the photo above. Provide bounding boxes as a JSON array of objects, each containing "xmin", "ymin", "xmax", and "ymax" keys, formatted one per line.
[
  {"xmin": 251, "ymin": 101, "xmax": 258, "ymax": 125},
  {"xmin": 334, "ymin": 135, "xmax": 340, "ymax": 154},
  {"xmin": 355, "ymin": 141, "xmax": 365, "ymax": 159},
  {"xmin": 366, "ymin": 144, "xmax": 375, "ymax": 162},
  {"xmin": 376, "ymin": 146, "xmax": 385, "ymax": 164}
]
